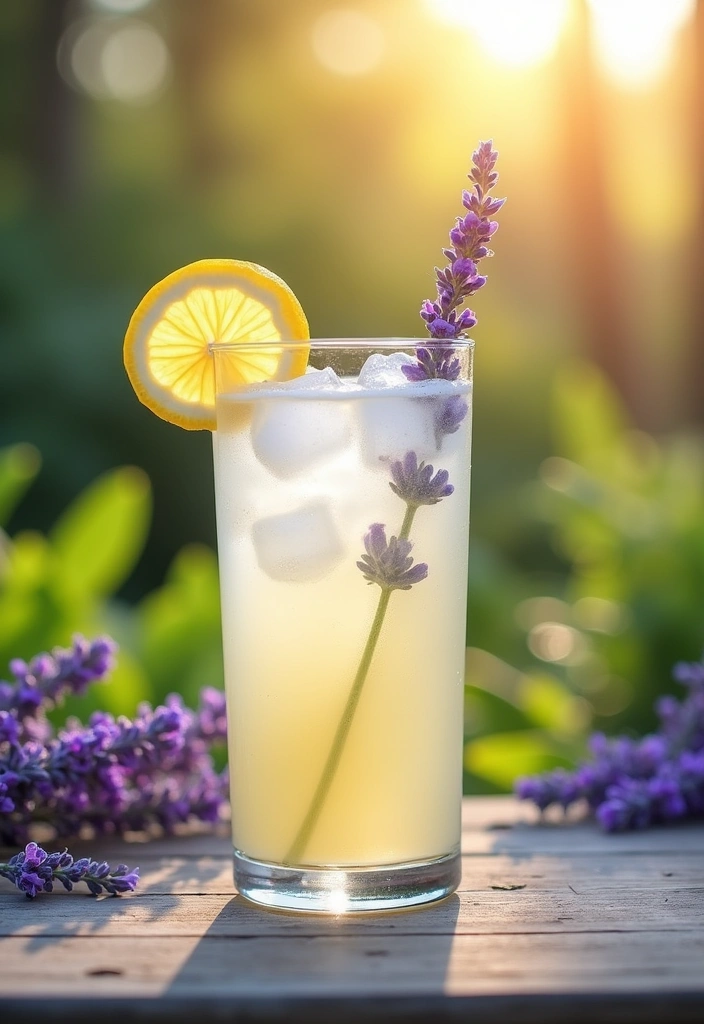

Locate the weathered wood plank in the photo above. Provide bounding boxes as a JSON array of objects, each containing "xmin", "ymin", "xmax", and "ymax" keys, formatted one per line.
[
  {"xmin": 1, "ymin": 931, "xmax": 704, "ymax": 998},
  {"xmin": 1, "ymin": 884, "xmax": 702, "ymax": 938},
  {"xmin": 2, "ymin": 848, "xmax": 700, "ymax": 900}
]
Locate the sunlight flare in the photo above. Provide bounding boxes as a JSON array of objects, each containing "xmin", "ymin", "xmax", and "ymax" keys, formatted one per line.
[
  {"xmin": 587, "ymin": 0, "xmax": 695, "ymax": 90},
  {"xmin": 425, "ymin": 0, "xmax": 570, "ymax": 68}
]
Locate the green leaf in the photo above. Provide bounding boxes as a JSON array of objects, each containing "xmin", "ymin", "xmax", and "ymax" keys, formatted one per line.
[
  {"xmin": 464, "ymin": 730, "xmax": 574, "ymax": 790},
  {"xmin": 0, "ymin": 443, "xmax": 41, "ymax": 525},
  {"xmin": 518, "ymin": 673, "xmax": 592, "ymax": 738},
  {"xmin": 50, "ymin": 467, "xmax": 151, "ymax": 600},
  {"xmin": 138, "ymin": 544, "xmax": 223, "ymax": 704},
  {"xmin": 464, "ymin": 684, "xmax": 532, "ymax": 738}
]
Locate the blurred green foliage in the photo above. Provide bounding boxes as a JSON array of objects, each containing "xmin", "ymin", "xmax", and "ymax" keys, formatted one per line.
[
  {"xmin": 466, "ymin": 361, "xmax": 704, "ymax": 791},
  {"xmin": 3, "ymin": 361, "xmax": 704, "ymax": 794},
  {"xmin": 0, "ymin": 442, "xmax": 223, "ymax": 722}
]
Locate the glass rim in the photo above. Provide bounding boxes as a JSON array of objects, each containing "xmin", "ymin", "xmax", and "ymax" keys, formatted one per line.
[{"xmin": 209, "ymin": 336, "xmax": 475, "ymax": 354}]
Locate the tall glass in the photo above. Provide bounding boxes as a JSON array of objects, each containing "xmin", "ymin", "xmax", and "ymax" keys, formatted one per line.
[{"xmin": 211, "ymin": 339, "xmax": 473, "ymax": 912}]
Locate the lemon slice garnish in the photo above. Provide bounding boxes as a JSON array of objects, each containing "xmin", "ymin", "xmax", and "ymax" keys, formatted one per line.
[{"xmin": 123, "ymin": 259, "xmax": 310, "ymax": 430}]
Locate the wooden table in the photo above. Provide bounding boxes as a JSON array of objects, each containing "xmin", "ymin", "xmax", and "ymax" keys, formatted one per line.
[{"xmin": 1, "ymin": 796, "xmax": 703, "ymax": 1023}]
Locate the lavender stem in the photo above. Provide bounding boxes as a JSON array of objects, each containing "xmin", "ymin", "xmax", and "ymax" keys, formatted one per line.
[{"xmin": 283, "ymin": 507, "xmax": 418, "ymax": 865}]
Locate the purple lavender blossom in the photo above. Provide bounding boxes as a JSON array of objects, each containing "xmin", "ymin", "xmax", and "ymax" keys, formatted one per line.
[
  {"xmin": 400, "ymin": 344, "xmax": 470, "ymax": 444},
  {"xmin": 389, "ymin": 452, "xmax": 454, "ymax": 508},
  {"xmin": 0, "ymin": 696, "xmax": 229, "ymax": 844},
  {"xmin": 515, "ymin": 653, "xmax": 704, "ymax": 831},
  {"xmin": 0, "ymin": 842, "xmax": 139, "ymax": 898},
  {"xmin": 402, "ymin": 344, "xmax": 461, "ymax": 383},
  {"xmin": 0, "ymin": 636, "xmax": 117, "ymax": 742},
  {"xmin": 0, "ymin": 636, "xmax": 229, "ymax": 847},
  {"xmin": 0, "ymin": 778, "xmax": 14, "ymax": 814},
  {"xmin": 596, "ymin": 770, "xmax": 689, "ymax": 833},
  {"xmin": 418, "ymin": 305, "xmax": 478, "ymax": 343},
  {"xmin": 0, "ymin": 710, "xmax": 19, "ymax": 746},
  {"xmin": 419, "ymin": 139, "xmax": 505, "ymax": 341},
  {"xmin": 672, "ymin": 660, "xmax": 704, "ymax": 688},
  {"xmin": 515, "ymin": 769, "xmax": 582, "ymax": 812},
  {"xmin": 193, "ymin": 686, "xmax": 228, "ymax": 744},
  {"xmin": 434, "ymin": 394, "xmax": 468, "ymax": 442},
  {"xmin": 357, "ymin": 524, "xmax": 428, "ymax": 592}
]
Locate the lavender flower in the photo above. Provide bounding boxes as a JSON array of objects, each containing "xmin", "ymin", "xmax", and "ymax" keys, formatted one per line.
[
  {"xmin": 516, "ymin": 653, "xmax": 704, "ymax": 831},
  {"xmin": 0, "ymin": 636, "xmax": 117, "ymax": 743},
  {"xmin": 0, "ymin": 842, "xmax": 139, "ymax": 898},
  {"xmin": 357, "ymin": 523, "xmax": 428, "ymax": 592},
  {"xmin": 0, "ymin": 778, "xmax": 14, "ymax": 813},
  {"xmin": 192, "ymin": 686, "xmax": 228, "ymax": 744},
  {"xmin": 514, "ymin": 769, "xmax": 582, "ymax": 812},
  {"xmin": 434, "ymin": 394, "xmax": 468, "ymax": 442},
  {"xmin": 672, "ymin": 660, "xmax": 704, "ymax": 688},
  {"xmin": 419, "ymin": 139, "xmax": 505, "ymax": 342},
  {"xmin": 389, "ymin": 452, "xmax": 454, "ymax": 508},
  {"xmin": 402, "ymin": 344, "xmax": 461, "ymax": 383},
  {"xmin": 0, "ymin": 637, "xmax": 229, "ymax": 847},
  {"xmin": 596, "ymin": 770, "xmax": 688, "ymax": 833},
  {"xmin": 418, "ymin": 305, "xmax": 478, "ymax": 343}
]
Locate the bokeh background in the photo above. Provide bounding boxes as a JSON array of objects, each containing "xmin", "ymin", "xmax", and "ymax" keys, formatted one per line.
[{"xmin": 2, "ymin": 0, "xmax": 704, "ymax": 792}]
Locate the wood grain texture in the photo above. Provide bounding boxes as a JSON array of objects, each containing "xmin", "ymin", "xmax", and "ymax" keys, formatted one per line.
[{"xmin": 0, "ymin": 796, "xmax": 703, "ymax": 1023}]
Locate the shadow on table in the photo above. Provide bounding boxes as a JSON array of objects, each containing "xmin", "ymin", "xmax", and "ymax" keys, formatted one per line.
[
  {"xmin": 0, "ymin": 836, "xmax": 229, "ymax": 953},
  {"xmin": 167, "ymin": 893, "xmax": 461, "ymax": 998}
]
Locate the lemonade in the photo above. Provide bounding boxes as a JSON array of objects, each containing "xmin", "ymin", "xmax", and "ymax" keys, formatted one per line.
[{"xmin": 211, "ymin": 341, "xmax": 472, "ymax": 904}]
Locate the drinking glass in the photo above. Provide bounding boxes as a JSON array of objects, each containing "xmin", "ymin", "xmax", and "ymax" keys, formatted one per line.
[{"xmin": 211, "ymin": 338, "xmax": 472, "ymax": 912}]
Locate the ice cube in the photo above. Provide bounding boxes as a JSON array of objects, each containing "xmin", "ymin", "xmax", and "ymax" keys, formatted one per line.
[
  {"xmin": 356, "ymin": 354, "xmax": 442, "ymax": 466},
  {"xmin": 251, "ymin": 368, "xmax": 352, "ymax": 478},
  {"xmin": 359, "ymin": 392, "xmax": 439, "ymax": 468},
  {"xmin": 251, "ymin": 500, "xmax": 345, "ymax": 583},
  {"xmin": 282, "ymin": 367, "xmax": 344, "ymax": 391},
  {"xmin": 357, "ymin": 351, "xmax": 415, "ymax": 389}
]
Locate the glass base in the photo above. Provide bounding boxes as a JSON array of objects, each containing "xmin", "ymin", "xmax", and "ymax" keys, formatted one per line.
[{"xmin": 233, "ymin": 847, "xmax": 461, "ymax": 913}]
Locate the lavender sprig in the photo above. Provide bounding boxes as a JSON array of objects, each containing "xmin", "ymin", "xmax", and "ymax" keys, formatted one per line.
[
  {"xmin": 413, "ymin": 139, "xmax": 505, "ymax": 346},
  {"xmin": 389, "ymin": 452, "xmax": 454, "ymax": 508},
  {"xmin": 400, "ymin": 145, "xmax": 500, "ymax": 444},
  {"xmin": 515, "ymin": 655, "xmax": 704, "ymax": 831},
  {"xmin": 0, "ymin": 636, "xmax": 116, "ymax": 742},
  {"xmin": 284, "ymin": 452, "xmax": 453, "ymax": 864},
  {"xmin": 0, "ymin": 841, "xmax": 139, "ymax": 898}
]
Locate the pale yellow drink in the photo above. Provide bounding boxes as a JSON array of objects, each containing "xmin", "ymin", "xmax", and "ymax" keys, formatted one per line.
[{"xmin": 212, "ymin": 359, "xmax": 471, "ymax": 870}]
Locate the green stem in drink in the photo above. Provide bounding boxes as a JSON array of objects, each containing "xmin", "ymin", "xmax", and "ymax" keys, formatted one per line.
[{"xmin": 283, "ymin": 505, "xmax": 418, "ymax": 865}]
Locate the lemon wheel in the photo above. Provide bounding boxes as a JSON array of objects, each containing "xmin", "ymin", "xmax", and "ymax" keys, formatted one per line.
[{"xmin": 123, "ymin": 259, "xmax": 310, "ymax": 430}]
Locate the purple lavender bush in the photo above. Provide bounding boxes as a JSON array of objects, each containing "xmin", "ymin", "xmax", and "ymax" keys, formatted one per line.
[
  {"xmin": 0, "ymin": 635, "xmax": 228, "ymax": 895},
  {"xmin": 515, "ymin": 656, "xmax": 704, "ymax": 831}
]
